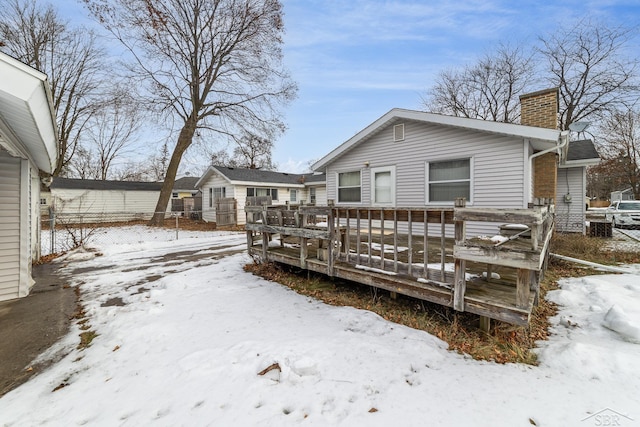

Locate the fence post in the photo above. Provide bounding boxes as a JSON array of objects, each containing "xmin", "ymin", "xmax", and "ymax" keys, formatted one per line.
[
  {"xmin": 175, "ymin": 214, "xmax": 179, "ymax": 240},
  {"xmin": 49, "ymin": 208, "xmax": 55, "ymax": 255},
  {"xmin": 453, "ymin": 198, "xmax": 466, "ymax": 312}
]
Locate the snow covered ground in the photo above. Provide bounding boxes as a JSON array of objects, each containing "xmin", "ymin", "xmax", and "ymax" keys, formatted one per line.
[{"xmin": 2, "ymin": 227, "xmax": 640, "ymax": 426}]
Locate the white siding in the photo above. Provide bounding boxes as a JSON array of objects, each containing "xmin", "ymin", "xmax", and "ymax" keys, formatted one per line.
[
  {"xmin": 51, "ymin": 189, "xmax": 168, "ymax": 220},
  {"xmin": 201, "ymin": 174, "xmax": 231, "ymax": 223},
  {"xmin": 325, "ymin": 120, "xmax": 529, "ymax": 236},
  {"xmin": 556, "ymin": 167, "xmax": 586, "ymax": 233},
  {"xmin": 0, "ymin": 151, "xmax": 21, "ymax": 301}
]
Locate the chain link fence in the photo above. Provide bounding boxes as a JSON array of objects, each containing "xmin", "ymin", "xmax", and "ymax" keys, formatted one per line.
[{"xmin": 40, "ymin": 211, "xmax": 207, "ymax": 256}]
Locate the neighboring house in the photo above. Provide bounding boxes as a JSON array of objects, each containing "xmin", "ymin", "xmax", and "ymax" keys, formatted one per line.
[
  {"xmin": 611, "ymin": 188, "xmax": 635, "ymax": 202},
  {"xmin": 172, "ymin": 176, "xmax": 200, "ymax": 199},
  {"xmin": 196, "ymin": 166, "xmax": 326, "ymax": 225},
  {"xmin": 0, "ymin": 52, "xmax": 58, "ymax": 301},
  {"xmin": 312, "ymin": 88, "xmax": 600, "ymax": 235},
  {"xmin": 48, "ymin": 178, "xmax": 169, "ymax": 221},
  {"xmin": 170, "ymin": 176, "xmax": 201, "ymax": 217}
]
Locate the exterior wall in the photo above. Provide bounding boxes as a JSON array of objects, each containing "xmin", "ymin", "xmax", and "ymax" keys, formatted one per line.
[
  {"xmin": 306, "ymin": 184, "xmax": 327, "ymax": 205},
  {"xmin": 0, "ymin": 151, "xmax": 22, "ymax": 301},
  {"xmin": 324, "ymin": 121, "xmax": 530, "ymax": 236},
  {"xmin": 0, "ymin": 152, "xmax": 38, "ymax": 301},
  {"xmin": 520, "ymin": 88, "xmax": 559, "ymax": 200},
  {"xmin": 201, "ymin": 173, "xmax": 230, "ymax": 223},
  {"xmin": 533, "ymin": 153, "xmax": 558, "ymax": 199},
  {"xmin": 556, "ymin": 167, "xmax": 586, "ymax": 233},
  {"xmin": 51, "ymin": 188, "xmax": 168, "ymax": 220}
]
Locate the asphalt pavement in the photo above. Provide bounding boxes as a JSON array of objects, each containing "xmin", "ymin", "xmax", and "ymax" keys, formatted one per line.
[{"xmin": 0, "ymin": 261, "xmax": 76, "ymax": 397}]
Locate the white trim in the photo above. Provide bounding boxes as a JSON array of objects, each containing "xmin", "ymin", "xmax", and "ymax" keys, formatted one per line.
[
  {"xmin": 370, "ymin": 165, "xmax": 396, "ymax": 206},
  {"xmin": 424, "ymin": 157, "xmax": 473, "ymax": 206},
  {"xmin": 393, "ymin": 123, "xmax": 404, "ymax": 142},
  {"xmin": 312, "ymin": 108, "xmax": 561, "ymax": 171},
  {"xmin": 0, "ymin": 52, "xmax": 58, "ymax": 173}
]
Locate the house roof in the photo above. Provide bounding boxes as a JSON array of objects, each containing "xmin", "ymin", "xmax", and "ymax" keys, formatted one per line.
[
  {"xmin": 173, "ymin": 176, "xmax": 199, "ymax": 191},
  {"xmin": 0, "ymin": 52, "xmax": 58, "ymax": 173},
  {"xmin": 312, "ymin": 108, "xmax": 563, "ymax": 171},
  {"xmin": 561, "ymin": 139, "xmax": 601, "ymax": 168},
  {"xmin": 51, "ymin": 177, "xmax": 163, "ymax": 191},
  {"xmin": 195, "ymin": 165, "xmax": 326, "ymax": 189},
  {"xmin": 566, "ymin": 139, "xmax": 600, "ymax": 161}
]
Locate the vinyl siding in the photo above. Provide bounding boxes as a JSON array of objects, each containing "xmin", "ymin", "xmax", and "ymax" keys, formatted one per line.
[
  {"xmin": 325, "ymin": 120, "xmax": 529, "ymax": 236},
  {"xmin": 0, "ymin": 152, "xmax": 21, "ymax": 301},
  {"xmin": 201, "ymin": 174, "xmax": 230, "ymax": 223},
  {"xmin": 51, "ymin": 188, "xmax": 168, "ymax": 220},
  {"xmin": 556, "ymin": 167, "xmax": 586, "ymax": 233}
]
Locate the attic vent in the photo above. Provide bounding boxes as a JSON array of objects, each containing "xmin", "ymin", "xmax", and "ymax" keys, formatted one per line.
[{"xmin": 393, "ymin": 123, "xmax": 405, "ymax": 142}]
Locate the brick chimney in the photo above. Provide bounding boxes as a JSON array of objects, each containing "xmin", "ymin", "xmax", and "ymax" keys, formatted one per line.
[{"xmin": 519, "ymin": 88, "xmax": 559, "ymax": 200}]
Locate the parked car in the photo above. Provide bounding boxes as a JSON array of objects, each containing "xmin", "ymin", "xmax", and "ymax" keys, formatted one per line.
[{"xmin": 607, "ymin": 200, "xmax": 640, "ymax": 229}]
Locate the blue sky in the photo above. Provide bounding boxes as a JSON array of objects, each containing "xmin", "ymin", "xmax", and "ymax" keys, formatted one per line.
[
  {"xmin": 56, "ymin": 0, "xmax": 639, "ymax": 174},
  {"xmin": 273, "ymin": 0, "xmax": 640, "ymax": 172}
]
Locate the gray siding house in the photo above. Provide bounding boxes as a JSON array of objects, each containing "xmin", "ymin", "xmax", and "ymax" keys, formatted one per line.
[
  {"xmin": 312, "ymin": 89, "xmax": 599, "ymax": 235},
  {"xmin": 0, "ymin": 52, "xmax": 58, "ymax": 301}
]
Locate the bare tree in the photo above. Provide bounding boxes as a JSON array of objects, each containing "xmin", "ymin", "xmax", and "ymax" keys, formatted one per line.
[
  {"xmin": 425, "ymin": 43, "xmax": 537, "ymax": 123},
  {"xmin": 596, "ymin": 107, "xmax": 640, "ymax": 198},
  {"xmin": 0, "ymin": 0, "xmax": 106, "ymax": 176},
  {"xmin": 84, "ymin": 0, "xmax": 297, "ymax": 225},
  {"xmin": 83, "ymin": 88, "xmax": 143, "ymax": 180},
  {"xmin": 230, "ymin": 132, "xmax": 277, "ymax": 170},
  {"xmin": 538, "ymin": 18, "xmax": 639, "ymax": 130},
  {"xmin": 68, "ymin": 145, "xmax": 99, "ymax": 179}
]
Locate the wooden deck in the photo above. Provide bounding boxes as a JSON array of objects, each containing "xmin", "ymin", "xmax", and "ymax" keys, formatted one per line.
[{"xmin": 245, "ymin": 199, "xmax": 554, "ymax": 327}]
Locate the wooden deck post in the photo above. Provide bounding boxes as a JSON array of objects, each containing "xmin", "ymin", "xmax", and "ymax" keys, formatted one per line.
[
  {"xmin": 327, "ymin": 200, "xmax": 335, "ymax": 276},
  {"xmin": 261, "ymin": 205, "xmax": 269, "ymax": 260},
  {"xmin": 516, "ymin": 268, "xmax": 531, "ymax": 309},
  {"xmin": 479, "ymin": 316, "xmax": 491, "ymax": 333},
  {"xmin": 453, "ymin": 198, "xmax": 466, "ymax": 312}
]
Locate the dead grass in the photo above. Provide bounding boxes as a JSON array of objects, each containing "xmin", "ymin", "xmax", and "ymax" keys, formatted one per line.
[{"xmin": 550, "ymin": 232, "xmax": 640, "ymax": 265}]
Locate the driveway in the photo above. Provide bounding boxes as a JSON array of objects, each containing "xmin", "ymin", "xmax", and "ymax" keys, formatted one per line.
[{"xmin": 0, "ymin": 262, "xmax": 76, "ymax": 397}]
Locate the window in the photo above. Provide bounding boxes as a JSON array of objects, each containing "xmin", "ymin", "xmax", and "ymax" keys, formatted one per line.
[
  {"xmin": 337, "ymin": 171, "xmax": 361, "ymax": 203},
  {"xmin": 426, "ymin": 159, "xmax": 471, "ymax": 203},
  {"xmin": 371, "ymin": 166, "xmax": 395, "ymax": 205},
  {"xmin": 309, "ymin": 187, "xmax": 316, "ymax": 204},
  {"xmin": 208, "ymin": 188, "xmax": 213, "ymax": 208},
  {"xmin": 290, "ymin": 189, "xmax": 298, "ymax": 203},
  {"xmin": 40, "ymin": 198, "xmax": 47, "ymax": 205},
  {"xmin": 393, "ymin": 123, "xmax": 405, "ymax": 141},
  {"xmin": 246, "ymin": 188, "xmax": 279, "ymax": 201},
  {"xmin": 172, "ymin": 192, "xmax": 179, "ymax": 198},
  {"xmin": 213, "ymin": 187, "xmax": 226, "ymax": 200}
]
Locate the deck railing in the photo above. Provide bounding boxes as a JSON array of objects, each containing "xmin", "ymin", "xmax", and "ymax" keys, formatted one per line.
[{"xmin": 245, "ymin": 198, "xmax": 555, "ymax": 326}]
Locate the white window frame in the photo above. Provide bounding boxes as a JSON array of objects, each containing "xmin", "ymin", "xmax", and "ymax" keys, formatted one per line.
[
  {"xmin": 208, "ymin": 188, "xmax": 213, "ymax": 208},
  {"xmin": 370, "ymin": 165, "xmax": 396, "ymax": 206},
  {"xmin": 336, "ymin": 170, "xmax": 362, "ymax": 204},
  {"xmin": 309, "ymin": 187, "xmax": 316, "ymax": 204},
  {"xmin": 246, "ymin": 187, "xmax": 279, "ymax": 201},
  {"xmin": 213, "ymin": 187, "xmax": 226, "ymax": 200},
  {"xmin": 425, "ymin": 158, "xmax": 473, "ymax": 205},
  {"xmin": 290, "ymin": 189, "xmax": 298, "ymax": 203},
  {"xmin": 393, "ymin": 123, "xmax": 405, "ymax": 142}
]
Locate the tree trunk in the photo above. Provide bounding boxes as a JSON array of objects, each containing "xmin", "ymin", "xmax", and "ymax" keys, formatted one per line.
[{"xmin": 148, "ymin": 118, "xmax": 197, "ymax": 226}]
